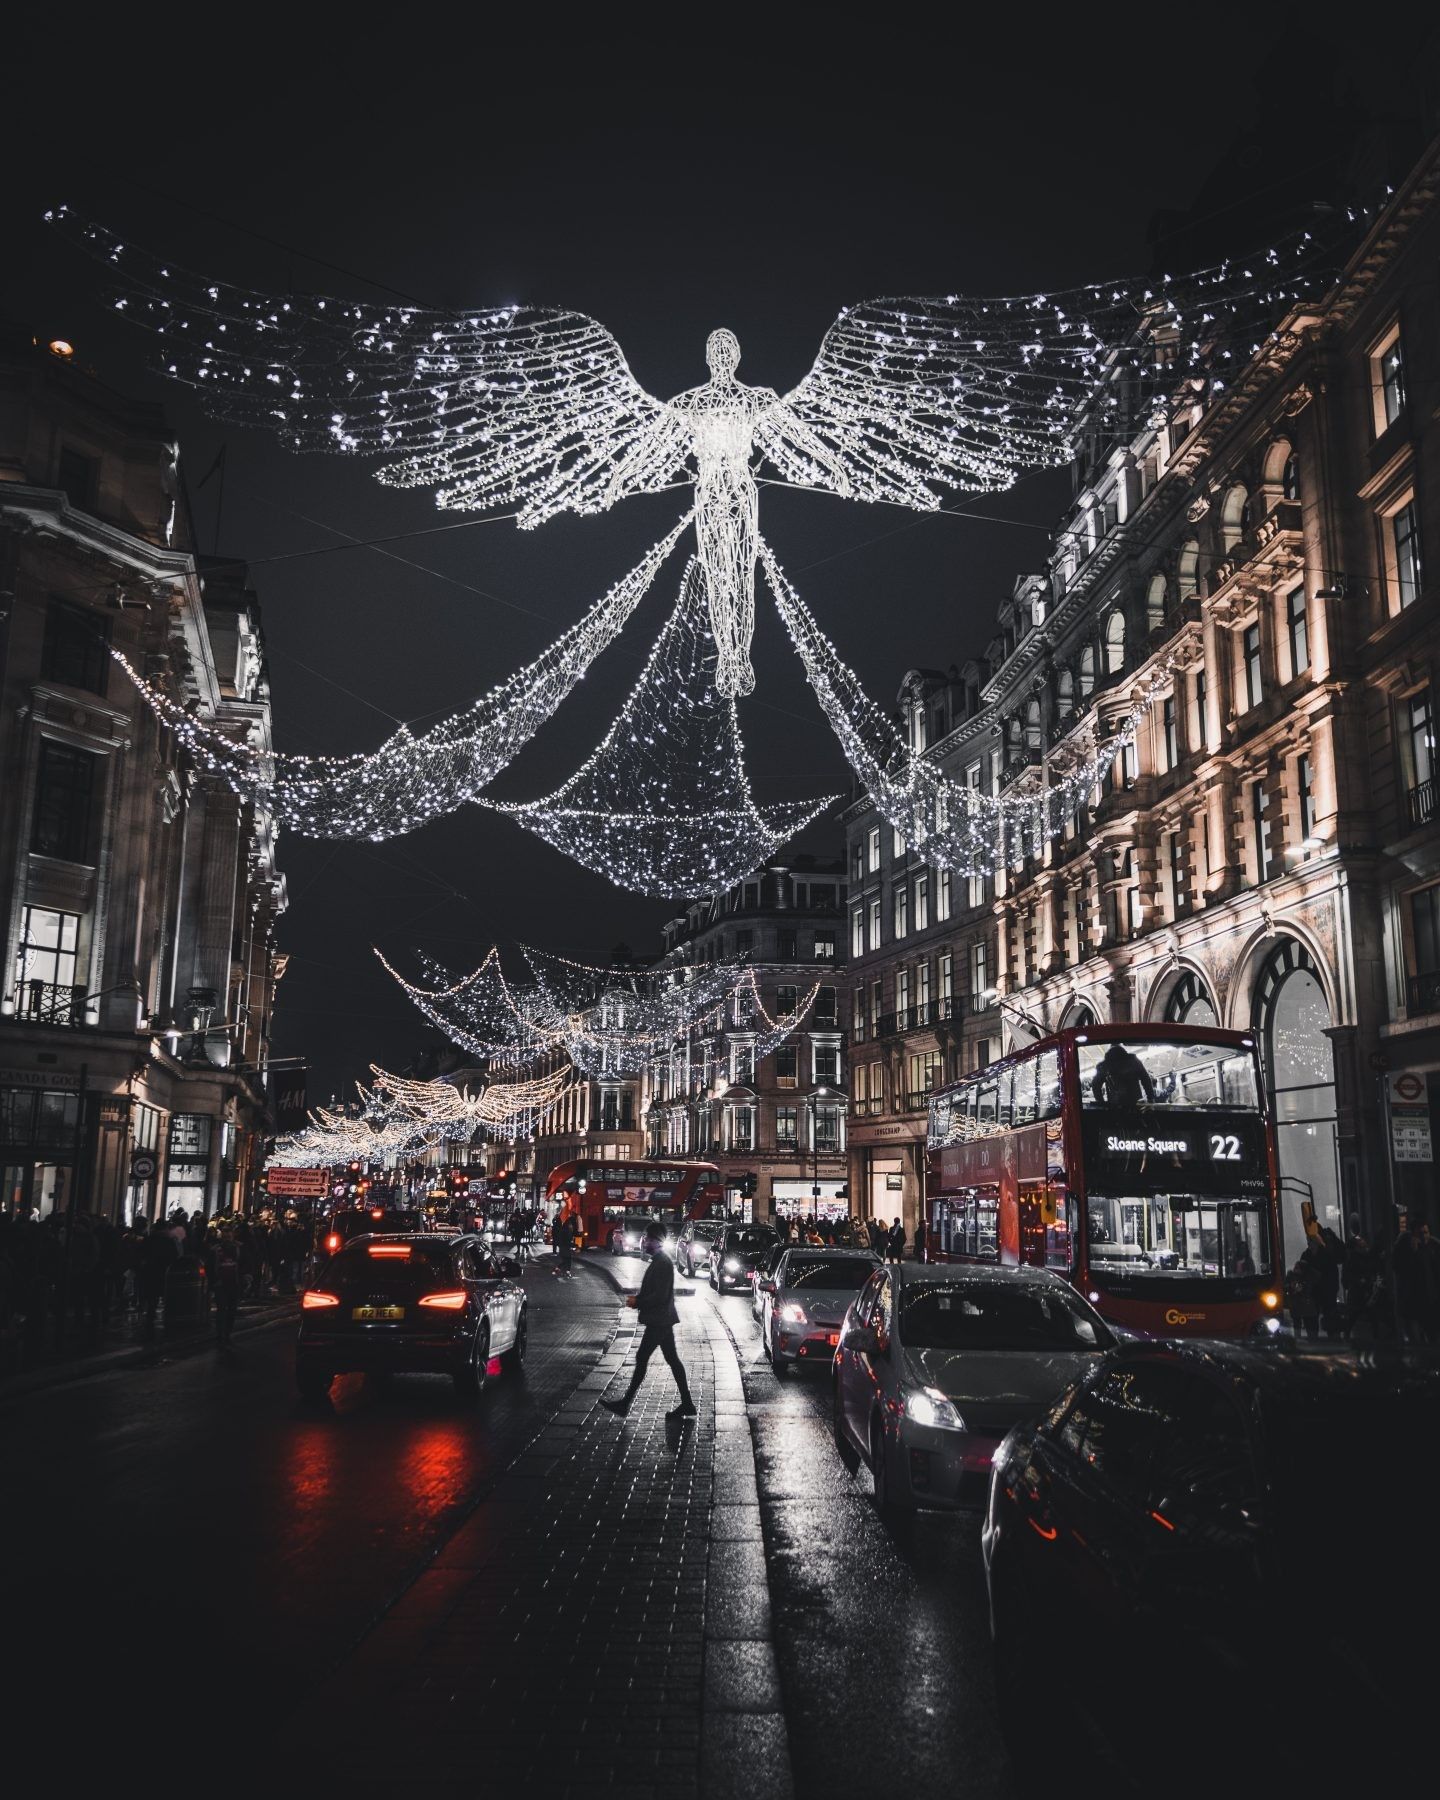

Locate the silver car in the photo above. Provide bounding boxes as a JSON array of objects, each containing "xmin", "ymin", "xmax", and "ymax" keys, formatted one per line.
[
  {"xmin": 832, "ymin": 1264, "xmax": 1114, "ymax": 1522},
  {"xmin": 759, "ymin": 1248, "xmax": 879, "ymax": 1375}
]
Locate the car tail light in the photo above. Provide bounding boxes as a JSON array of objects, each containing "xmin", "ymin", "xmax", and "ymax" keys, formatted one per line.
[
  {"xmin": 367, "ymin": 1244, "xmax": 412, "ymax": 1258},
  {"xmin": 324, "ymin": 1234, "xmax": 341, "ymax": 1252},
  {"xmin": 371, "ymin": 1208, "xmax": 384, "ymax": 1219},
  {"xmin": 418, "ymin": 1290, "xmax": 468, "ymax": 1310},
  {"xmin": 302, "ymin": 1291, "xmax": 339, "ymax": 1309}
]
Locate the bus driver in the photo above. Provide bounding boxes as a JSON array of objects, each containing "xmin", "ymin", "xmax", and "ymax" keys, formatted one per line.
[{"xmin": 1091, "ymin": 1041, "xmax": 1156, "ymax": 1109}]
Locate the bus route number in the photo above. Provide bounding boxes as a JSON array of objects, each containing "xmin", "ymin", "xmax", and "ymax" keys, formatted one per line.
[{"xmin": 1209, "ymin": 1133, "xmax": 1242, "ymax": 1161}]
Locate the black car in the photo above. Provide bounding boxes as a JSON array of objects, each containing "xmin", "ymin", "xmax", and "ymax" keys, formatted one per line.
[
  {"xmin": 983, "ymin": 1339, "xmax": 1440, "ymax": 1791},
  {"xmin": 317, "ymin": 1207, "xmax": 423, "ymax": 1258},
  {"xmin": 710, "ymin": 1223, "xmax": 778, "ymax": 1293},
  {"xmin": 297, "ymin": 1233, "xmax": 527, "ymax": 1401}
]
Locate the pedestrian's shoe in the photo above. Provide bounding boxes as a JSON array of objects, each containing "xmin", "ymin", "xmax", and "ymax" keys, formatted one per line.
[
  {"xmin": 667, "ymin": 1399, "xmax": 698, "ymax": 1418},
  {"xmin": 601, "ymin": 1397, "xmax": 630, "ymax": 1416}
]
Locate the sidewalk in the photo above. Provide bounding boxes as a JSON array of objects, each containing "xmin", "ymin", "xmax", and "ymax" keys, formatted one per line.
[
  {"xmin": 291, "ymin": 1256, "xmax": 794, "ymax": 1799},
  {"xmin": 0, "ymin": 1289, "xmax": 297, "ymax": 1398}
]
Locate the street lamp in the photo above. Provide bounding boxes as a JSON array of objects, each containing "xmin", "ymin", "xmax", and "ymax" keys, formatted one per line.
[{"xmin": 805, "ymin": 1084, "xmax": 846, "ymax": 1208}]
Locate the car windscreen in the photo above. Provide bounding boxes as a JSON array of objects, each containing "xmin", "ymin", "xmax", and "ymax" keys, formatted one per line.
[
  {"xmin": 727, "ymin": 1228, "xmax": 775, "ymax": 1253},
  {"xmin": 328, "ymin": 1242, "xmax": 456, "ymax": 1283},
  {"xmin": 900, "ymin": 1282, "xmax": 1111, "ymax": 1350},
  {"xmin": 782, "ymin": 1257, "xmax": 875, "ymax": 1292}
]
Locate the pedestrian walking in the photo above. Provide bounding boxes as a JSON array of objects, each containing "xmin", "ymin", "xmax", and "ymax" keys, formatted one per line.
[
  {"xmin": 912, "ymin": 1217, "xmax": 927, "ymax": 1264},
  {"xmin": 213, "ymin": 1227, "xmax": 242, "ymax": 1346},
  {"xmin": 886, "ymin": 1219, "xmax": 907, "ymax": 1266},
  {"xmin": 601, "ymin": 1247, "xmax": 696, "ymax": 1420},
  {"xmin": 1285, "ymin": 1244, "xmax": 1321, "ymax": 1339},
  {"xmin": 553, "ymin": 1206, "xmax": 576, "ymax": 1280},
  {"xmin": 138, "ymin": 1219, "xmax": 180, "ymax": 1342}
]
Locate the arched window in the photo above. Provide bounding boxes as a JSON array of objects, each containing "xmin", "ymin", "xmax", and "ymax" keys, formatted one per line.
[
  {"xmin": 1079, "ymin": 645, "xmax": 1096, "ymax": 698},
  {"xmin": 1103, "ymin": 609, "xmax": 1126, "ymax": 675},
  {"xmin": 1253, "ymin": 939, "xmax": 1339, "ymax": 1258},
  {"xmin": 1146, "ymin": 574, "xmax": 1168, "ymax": 631},
  {"xmin": 1163, "ymin": 971, "xmax": 1217, "ymax": 1027},
  {"xmin": 1178, "ymin": 539, "xmax": 1200, "ymax": 599},
  {"xmin": 1061, "ymin": 1001, "xmax": 1095, "ymax": 1030},
  {"xmin": 1121, "ymin": 849, "xmax": 1141, "ymax": 935},
  {"xmin": 1261, "ymin": 437, "xmax": 1298, "ymax": 509},
  {"xmin": 1058, "ymin": 666, "xmax": 1075, "ymax": 713},
  {"xmin": 1024, "ymin": 697, "xmax": 1042, "ymax": 750},
  {"xmin": 1282, "ymin": 452, "xmax": 1300, "ymax": 502},
  {"xmin": 1220, "ymin": 484, "xmax": 1249, "ymax": 553}
]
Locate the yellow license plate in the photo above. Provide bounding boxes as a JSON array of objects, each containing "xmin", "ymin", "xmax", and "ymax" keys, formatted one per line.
[{"xmin": 352, "ymin": 1304, "xmax": 404, "ymax": 1321}]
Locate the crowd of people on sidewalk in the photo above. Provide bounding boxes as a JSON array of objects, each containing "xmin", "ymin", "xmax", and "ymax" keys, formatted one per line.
[
  {"xmin": 0, "ymin": 1203, "xmax": 316, "ymax": 1368},
  {"xmin": 1284, "ymin": 1209, "xmax": 1440, "ymax": 1342}
]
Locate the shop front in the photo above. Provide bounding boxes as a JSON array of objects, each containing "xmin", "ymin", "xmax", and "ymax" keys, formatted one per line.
[
  {"xmin": 0, "ymin": 1067, "xmax": 81, "ymax": 1217},
  {"xmin": 847, "ymin": 1117, "xmax": 926, "ymax": 1237}
]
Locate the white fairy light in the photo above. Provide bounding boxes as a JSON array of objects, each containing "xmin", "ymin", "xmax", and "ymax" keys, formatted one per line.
[{"xmin": 488, "ymin": 558, "xmax": 834, "ymax": 896}]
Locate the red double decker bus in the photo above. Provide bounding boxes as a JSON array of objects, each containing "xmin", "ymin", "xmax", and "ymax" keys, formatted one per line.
[
  {"xmin": 924, "ymin": 1023, "xmax": 1283, "ymax": 1337},
  {"xmin": 543, "ymin": 1158, "xmax": 726, "ymax": 1252}
]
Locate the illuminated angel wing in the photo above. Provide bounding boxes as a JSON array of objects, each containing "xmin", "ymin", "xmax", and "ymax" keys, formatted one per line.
[
  {"xmin": 773, "ymin": 231, "xmax": 1333, "ymax": 509},
  {"xmin": 46, "ymin": 207, "xmax": 684, "ymax": 526}
]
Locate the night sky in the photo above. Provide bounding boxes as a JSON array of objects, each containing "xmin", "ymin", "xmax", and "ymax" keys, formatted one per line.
[{"xmin": 3, "ymin": 19, "xmax": 1371, "ymax": 1106}]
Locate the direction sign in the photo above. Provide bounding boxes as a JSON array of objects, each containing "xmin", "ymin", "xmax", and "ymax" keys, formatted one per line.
[
  {"xmin": 264, "ymin": 1166, "xmax": 329, "ymax": 1197},
  {"xmin": 130, "ymin": 1150, "xmax": 158, "ymax": 1181},
  {"xmin": 1388, "ymin": 1071, "xmax": 1433, "ymax": 1164}
]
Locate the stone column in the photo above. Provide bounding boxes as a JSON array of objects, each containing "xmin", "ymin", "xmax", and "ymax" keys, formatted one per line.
[{"xmin": 191, "ymin": 785, "xmax": 241, "ymax": 1067}]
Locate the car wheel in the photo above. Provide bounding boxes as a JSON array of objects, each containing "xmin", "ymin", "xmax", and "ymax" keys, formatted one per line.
[
  {"xmin": 296, "ymin": 1362, "xmax": 332, "ymax": 1402},
  {"xmin": 454, "ymin": 1325, "xmax": 490, "ymax": 1398},
  {"xmin": 832, "ymin": 1378, "xmax": 860, "ymax": 1474},
  {"xmin": 870, "ymin": 1414, "xmax": 912, "ymax": 1534},
  {"xmin": 500, "ymin": 1309, "xmax": 527, "ymax": 1372}
]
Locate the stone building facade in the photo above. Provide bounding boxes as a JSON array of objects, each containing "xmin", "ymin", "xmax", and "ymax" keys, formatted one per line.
[
  {"xmin": 844, "ymin": 140, "xmax": 1440, "ymax": 1256},
  {"xmin": 0, "ymin": 329, "xmax": 286, "ymax": 1222},
  {"xmin": 639, "ymin": 858, "xmax": 847, "ymax": 1217}
]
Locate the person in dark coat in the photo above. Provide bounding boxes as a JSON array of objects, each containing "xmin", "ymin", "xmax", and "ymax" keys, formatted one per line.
[
  {"xmin": 553, "ymin": 1207, "xmax": 576, "ymax": 1279},
  {"xmin": 602, "ymin": 1250, "xmax": 696, "ymax": 1419},
  {"xmin": 886, "ymin": 1220, "xmax": 907, "ymax": 1265},
  {"xmin": 138, "ymin": 1220, "xmax": 180, "ymax": 1342},
  {"xmin": 913, "ymin": 1218, "xmax": 927, "ymax": 1264}
]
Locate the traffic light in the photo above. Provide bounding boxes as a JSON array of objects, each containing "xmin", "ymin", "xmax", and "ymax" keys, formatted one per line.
[
  {"xmin": 449, "ymin": 1168, "xmax": 469, "ymax": 1188},
  {"xmin": 738, "ymin": 1172, "xmax": 757, "ymax": 1199},
  {"xmin": 348, "ymin": 1160, "xmax": 361, "ymax": 1174}
]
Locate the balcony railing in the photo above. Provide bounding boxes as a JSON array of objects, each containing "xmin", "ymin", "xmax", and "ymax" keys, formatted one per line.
[
  {"xmin": 1408, "ymin": 778, "xmax": 1436, "ymax": 830},
  {"xmin": 1408, "ymin": 972, "xmax": 1440, "ymax": 1016},
  {"xmin": 15, "ymin": 981, "xmax": 87, "ymax": 1026},
  {"xmin": 875, "ymin": 999, "xmax": 958, "ymax": 1038}
]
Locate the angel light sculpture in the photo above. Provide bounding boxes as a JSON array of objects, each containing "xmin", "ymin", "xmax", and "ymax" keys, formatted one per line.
[{"xmin": 49, "ymin": 207, "xmax": 1329, "ymax": 705}]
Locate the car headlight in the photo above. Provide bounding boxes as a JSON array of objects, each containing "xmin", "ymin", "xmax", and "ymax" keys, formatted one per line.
[
  {"xmin": 724, "ymin": 1257, "xmax": 742, "ymax": 1271},
  {"xmin": 904, "ymin": 1386, "xmax": 967, "ymax": 1431},
  {"xmin": 779, "ymin": 1301, "xmax": 807, "ymax": 1324}
]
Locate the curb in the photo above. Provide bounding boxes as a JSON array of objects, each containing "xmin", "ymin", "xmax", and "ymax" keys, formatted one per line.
[{"xmin": 0, "ymin": 1300, "xmax": 298, "ymax": 1402}]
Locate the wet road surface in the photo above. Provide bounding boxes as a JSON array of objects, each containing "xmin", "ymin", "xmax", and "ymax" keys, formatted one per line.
[{"xmin": 5, "ymin": 1250, "xmax": 1017, "ymax": 1796}]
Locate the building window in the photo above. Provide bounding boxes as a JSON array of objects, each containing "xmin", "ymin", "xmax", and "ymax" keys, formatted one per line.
[
  {"xmin": 813, "ymin": 929, "xmax": 836, "ymax": 962},
  {"xmin": 777, "ymin": 983, "xmax": 798, "ymax": 1016},
  {"xmin": 936, "ymin": 868, "xmax": 952, "ymax": 922},
  {"xmin": 895, "ymin": 967, "xmax": 911, "ymax": 1019},
  {"xmin": 914, "ymin": 873, "xmax": 929, "ymax": 932},
  {"xmin": 813, "ymin": 1104, "xmax": 843, "ymax": 1152},
  {"xmin": 1298, "ymin": 754, "xmax": 1316, "ymax": 844},
  {"xmin": 1282, "ymin": 451, "xmax": 1300, "ymax": 503},
  {"xmin": 1103, "ymin": 609, "xmax": 1125, "ymax": 675},
  {"xmin": 735, "ymin": 929, "xmax": 753, "ymax": 956},
  {"xmin": 775, "ymin": 1105, "xmax": 799, "ymax": 1149},
  {"xmin": 1243, "ymin": 624, "xmax": 1263, "ymax": 711},
  {"xmin": 42, "ymin": 600, "xmax": 109, "ymax": 696},
  {"xmin": 939, "ymin": 950, "xmax": 953, "ymax": 1001},
  {"xmin": 1193, "ymin": 668, "xmax": 1207, "ymax": 752},
  {"xmin": 1391, "ymin": 499, "xmax": 1423, "ymax": 609},
  {"xmin": 815, "ymin": 984, "xmax": 837, "ymax": 1027},
  {"xmin": 774, "ymin": 1045, "xmax": 798, "ymax": 1089},
  {"xmin": 967, "ymin": 869, "xmax": 985, "ymax": 911},
  {"xmin": 892, "ymin": 825, "xmax": 906, "ymax": 860},
  {"xmin": 970, "ymin": 940, "xmax": 990, "ymax": 1005},
  {"xmin": 1163, "ymin": 695, "xmax": 1178, "ymax": 770},
  {"xmin": 1286, "ymin": 587, "xmax": 1309, "ymax": 678},
  {"xmin": 57, "ymin": 446, "xmax": 98, "ymax": 510},
  {"xmin": 908, "ymin": 1050, "xmax": 942, "ymax": 1104},
  {"xmin": 1375, "ymin": 328, "xmax": 1407, "ymax": 431},
  {"xmin": 852, "ymin": 988, "xmax": 865, "ymax": 1037},
  {"xmin": 1168, "ymin": 830, "xmax": 1188, "ymax": 915},
  {"xmin": 870, "ymin": 980, "xmax": 882, "ymax": 1028},
  {"xmin": 894, "ymin": 884, "xmax": 908, "ymax": 939},
  {"xmin": 851, "ymin": 840, "xmax": 864, "ymax": 882},
  {"xmin": 31, "ymin": 740, "xmax": 99, "ymax": 863},
  {"xmin": 1252, "ymin": 781, "xmax": 1273, "ymax": 883},
  {"xmin": 1079, "ymin": 645, "xmax": 1096, "ymax": 698},
  {"xmin": 813, "ymin": 1042, "xmax": 840, "ymax": 1086},
  {"xmin": 1178, "ymin": 538, "xmax": 1200, "ymax": 599},
  {"xmin": 917, "ymin": 959, "xmax": 931, "ymax": 1014},
  {"xmin": 776, "ymin": 928, "xmax": 798, "ymax": 961},
  {"xmin": 868, "ymin": 899, "xmax": 881, "ymax": 951},
  {"xmin": 1403, "ymin": 689, "xmax": 1436, "ymax": 827},
  {"xmin": 14, "ymin": 906, "xmax": 83, "ymax": 1021},
  {"xmin": 851, "ymin": 907, "xmax": 865, "ymax": 958},
  {"xmin": 866, "ymin": 826, "xmax": 880, "ymax": 873}
]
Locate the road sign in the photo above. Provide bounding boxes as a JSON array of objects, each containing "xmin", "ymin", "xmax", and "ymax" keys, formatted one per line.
[
  {"xmin": 1387, "ymin": 1071, "xmax": 1433, "ymax": 1164},
  {"xmin": 264, "ymin": 1166, "xmax": 329, "ymax": 1197},
  {"xmin": 130, "ymin": 1150, "xmax": 158, "ymax": 1181}
]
